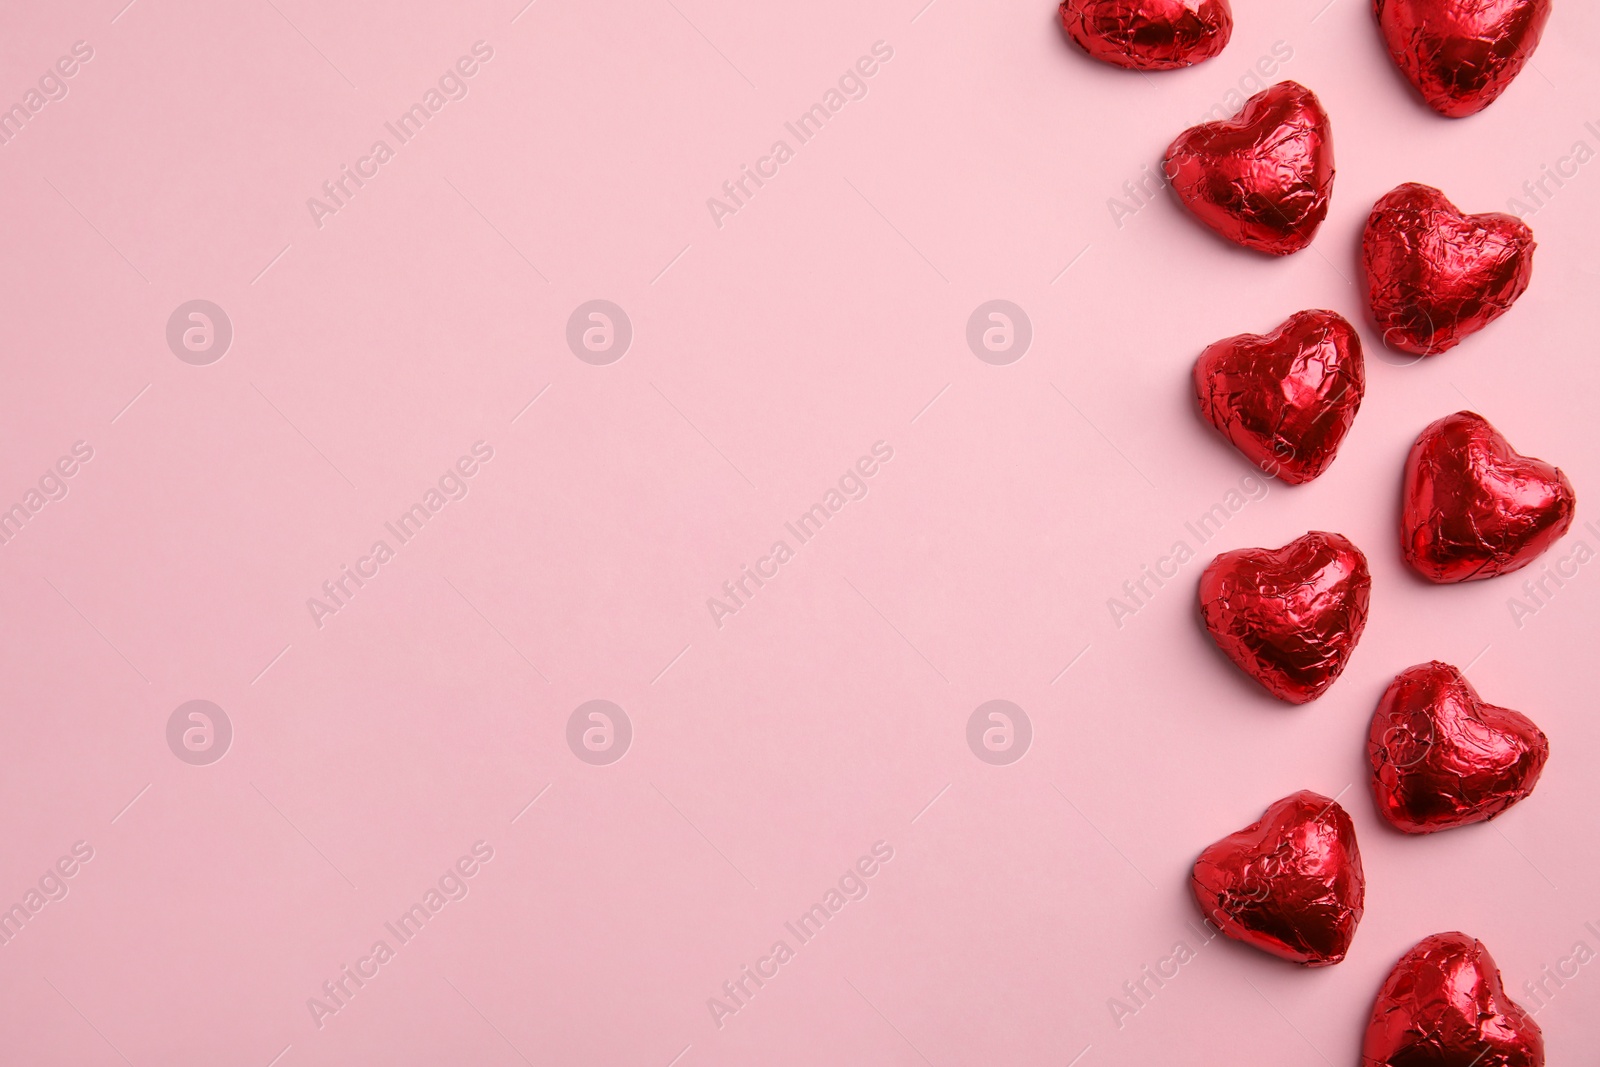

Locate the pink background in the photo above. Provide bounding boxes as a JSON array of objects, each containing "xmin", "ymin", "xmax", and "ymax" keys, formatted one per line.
[{"xmin": 3, "ymin": 0, "xmax": 1598, "ymax": 1063}]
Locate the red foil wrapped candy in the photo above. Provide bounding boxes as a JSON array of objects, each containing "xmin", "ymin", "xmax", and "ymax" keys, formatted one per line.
[
  {"xmin": 1058, "ymin": 0, "xmax": 1232, "ymax": 71},
  {"xmin": 1199, "ymin": 531, "xmax": 1371, "ymax": 703},
  {"xmin": 1402, "ymin": 411, "xmax": 1576, "ymax": 582},
  {"xmin": 1194, "ymin": 309, "xmax": 1365, "ymax": 484},
  {"xmin": 1369, "ymin": 661, "xmax": 1549, "ymax": 833},
  {"xmin": 1191, "ymin": 790, "xmax": 1365, "ymax": 966},
  {"xmin": 1364, "ymin": 932, "xmax": 1544, "ymax": 1067},
  {"xmin": 1362, "ymin": 183, "xmax": 1535, "ymax": 356},
  {"xmin": 1163, "ymin": 80, "xmax": 1334, "ymax": 255},
  {"xmin": 1375, "ymin": 0, "xmax": 1552, "ymax": 118}
]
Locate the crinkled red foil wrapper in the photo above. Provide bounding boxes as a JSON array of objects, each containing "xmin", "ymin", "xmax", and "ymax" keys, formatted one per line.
[
  {"xmin": 1368, "ymin": 662, "xmax": 1549, "ymax": 833},
  {"xmin": 1199, "ymin": 531, "xmax": 1371, "ymax": 703},
  {"xmin": 1362, "ymin": 183, "xmax": 1534, "ymax": 356},
  {"xmin": 1191, "ymin": 790, "xmax": 1365, "ymax": 966},
  {"xmin": 1374, "ymin": 0, "xmax": 1552, "ymax": 118},
  {"xmin": 1194, "ymin": 309, "xmax": 1365, "ymax": 484},
  {"xmin": 1364, "ymin": 932, "xmax": 1545, "ymax": 1067},
  {"xmin": 1059, "ymin": 0, "xmax": 1232, "ymax": 70},
  {"xmin": 1402, "ymin": 411, "xmax": 1575, "ymax": 582},
  {"xmin": 1164, "ymin": 80, "xmax": 1333, "ymax": 255}
]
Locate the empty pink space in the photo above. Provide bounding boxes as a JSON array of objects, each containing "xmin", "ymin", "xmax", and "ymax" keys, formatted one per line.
[{"xmin": 1, "ymin": 0, "xmax": 1597, "ymax": 1063}]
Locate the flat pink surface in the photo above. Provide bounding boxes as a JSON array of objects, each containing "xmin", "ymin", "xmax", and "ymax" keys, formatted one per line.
[{"xmin": 3, "ymin": 1, "xmax": 1598, "ymax": 1063}]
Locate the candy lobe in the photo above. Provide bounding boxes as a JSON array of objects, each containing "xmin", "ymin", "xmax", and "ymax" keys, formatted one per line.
[
  {"xmin": 1059, "ymin": 0, "xmax": 1232, "ymax": 70},
  {"xmin": 1401, "ymin": 411, "xmax": 1575, "ymax": 582},
  {"xmin": 1374, "ymin": 0, "xmax": 1552, "ymax": 117},
  {"xmin": 1191, "ymin": 790, "xmax": 1365, "ymax": 966},
  {"xmin": 1194, "ymin": 309, "xmax": 1365, "ymax": 484},
  {"xmin": 1199, "ymin": 531, "xmax": 1371, "ymax": 703},
  {"xmin": 1362, "ymin": 183, "xmax": 1535, "ymax": 355},
  {"xmin": 1164, "ymin": 80, "xmax": 1334, "ymax": 255},
  {"xmin": 1368, "ymin": 661, "xmax": 1549, "ymax": 833},
  {"xmin": 1363, "ymin": 932, "xmax": 1544, "ymax": 1067}
]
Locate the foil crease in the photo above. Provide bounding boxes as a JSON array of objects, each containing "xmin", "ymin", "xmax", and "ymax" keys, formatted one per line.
[
  {"xmin": 1374, "ymin": 0, "xmax": 1552, "ymax": 117},
  {"xmin": 1199, "ymin": 531, "xmax": 1371, "ymax": 704},
  {"xmin": 1163, "ymin": 80, "xmax": 1334, "ymax": 255},
  {"xmin": 1401, "ymin": 411, "xmax": 1576, "ymax": 582},
  {"xmin": 1362, "ymin": 183, "xmax": 1535, "ymax": 355},
  {"xmin": 1058, "ymin": 0, "xmax": 1232, "ymax": 71},
  {"xmin": 1368, "ymin": 661, "xmax": 1549, "ymax": 833},
  {"xmin": 1191, "ymin": 790, "xmax": 1365, "ymax": 966},
  {"xmin": 1194, "ymin": 309, "xmax": 1365, "ymax": 484},
  {"xmin": 1363, "ymin": 932, "xmax": 1545, "ymax": 1067}
]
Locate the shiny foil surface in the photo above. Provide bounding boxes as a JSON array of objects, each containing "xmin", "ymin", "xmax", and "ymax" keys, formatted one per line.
[
  {"xmin": 1374, "ymin": 0, "xmax": 1552, "ymax": 118},
  {"xmin": 1194, "ymin": 309, "xmax": 1365, "ymax": 484},
  {"xmin": 1402, "ymin": 411, "xmax": 1576, "ymax": 582},
  {"xmin": 1058, "ymin": 0, "xmax": 1232, "ymax": 71},
  {"xmin": 1163, "ymin": 80, "xmax": 1333, "ymax": 255},
  {"xmin": 1199, "ymin": 531, "xmax": 1371, "ymax": 703},
  {"xmin": 1369, "ymin": 661, "xmax": 1549, "ymax": 833},
  {"xmin": 1362, "ymin": 183, "xmax": 1535, "ymax": 355},
  {"xmin": 1363, "ymin": 932, "xmax": 1545, "ymax": 1067},
  {"xmin": 1191, "ymin": 790, "xmax": 1365, "ymax": 966}
]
